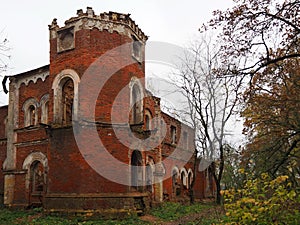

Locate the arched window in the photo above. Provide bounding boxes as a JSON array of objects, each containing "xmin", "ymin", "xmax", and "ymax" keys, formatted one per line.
[
  {"xmin": 132, "ymin": 84, "xmax": 142, "ymax": 123},
  {"xmin": 172, "ymin": 170, "xmax": 178, "ymax": 188},
  {"xmin": 172, "ymin": 166, "xmax": 180, "ymax": 196},
  {"xmin": 171, "ymin": 126, "xmax": 177, "ymax": 144},
  {"xmin": 130, "ymin": 77, "xmax": 144, "ymax": 124},
  {"xmin": 28, "ymin": 105, "xmax": 36, "ymax": 126},
  {"xmin": 52, "ymin": 69, "xmax": 80, "ymax": 125},
  {"xmin": 62, "ymin": 78, "xmax": 74, "ymax": 125},
  {"xmin": 180, "ymin": 167, "xmax": 188, "ymax": 188},
  {"xmin": 187, "ymin": 170, "xmax": 194, "ymax": 189},
  {"xmin": 131, "ymin": 150, "xmax": 143, "ymax": 191},
  {"xmin": 144, "ymin": 109, "xmax": 152, "ymax": 130},
  {"xmin": 146, "ymin": 164, "xmax": 153, "ymax": 192},
  {"xmin": 23, "ymin": 98, "xmax": 39, "ymax": 127}
]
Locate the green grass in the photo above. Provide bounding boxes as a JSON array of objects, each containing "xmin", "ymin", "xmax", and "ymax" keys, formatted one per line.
[
  {"xmin": 150, "ymin": 201, "xmax": 211, "ymax": 221},
  {"xmin": 0, "ymin": 202, "xmax": 223, "ymax": 224},
  {"xmin": 0, "ymin": 208, "xmax": 148, "ymax": 225}
]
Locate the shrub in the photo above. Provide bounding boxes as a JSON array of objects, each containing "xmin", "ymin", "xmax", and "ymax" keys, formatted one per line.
[{"xmin": 221, "ymin": 173, "xmax": 300, "ymax": 224}]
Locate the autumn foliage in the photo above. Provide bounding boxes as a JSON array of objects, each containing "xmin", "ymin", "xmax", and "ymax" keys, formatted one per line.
[
  {"xmin": 221, "ymin": 173, "xmax": 300, "ymax": 224},
  {"xmin": 241, "ymin": 59, "xmax": 300, "ymax": 183}
]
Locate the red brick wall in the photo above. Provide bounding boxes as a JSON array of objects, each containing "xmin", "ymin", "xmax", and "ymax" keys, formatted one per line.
[
  {"xmin": 47, "ymin": 127, "xmax": 129, "ymax": 194},
  {"xmin": 0, "ymin": 106, "xmax": 7, "ymax": 138},
  {"xmin": 13, "ymin": 174, "xmax": 27, "ymax": 206}
]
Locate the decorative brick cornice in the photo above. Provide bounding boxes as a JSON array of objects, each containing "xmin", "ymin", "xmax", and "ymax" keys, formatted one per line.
[{"xmin": 10, "ymin": 66, "xmax": 49, "ymax": 89}]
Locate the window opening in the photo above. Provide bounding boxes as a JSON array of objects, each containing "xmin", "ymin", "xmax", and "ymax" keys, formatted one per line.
[
  {"xmin": 28, "ymin": 105, "xmax": 36, "ymax": 126},
  {"xmin": 62, "ymin": 78, "xmax": 74, "ymax": 125},
  {"xmin": 171, "ymin": 126, "xmax": 177, "ymax": 144},
  {"xmin": 132, "ymin": 84, "xmax": 142, "ymax": 123},
  {"xmin": 131, "ymin": 150, "xmax": 143, "ymax": 191},
  {"xmin": 31, "ymin": 161, "xmax": 44, "ymax": 193}
]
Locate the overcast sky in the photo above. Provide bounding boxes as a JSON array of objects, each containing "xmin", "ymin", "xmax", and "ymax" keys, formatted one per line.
[{"xmin": 0, "ymin": 0, "xmax": 233, "ymax": 104}]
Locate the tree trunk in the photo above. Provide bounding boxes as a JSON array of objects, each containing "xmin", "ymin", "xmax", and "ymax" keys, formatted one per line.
[
  {"xmin": 189, "ymin": 189, "xmax": 195, "ymax": 204},
  {"xmin": 189, "ymin": 151, "xmax": 198, "ymax": 204},
  {"xmin": 216, "ymin": 145, "xmax": 225, "ymax": 204},
  {"xmin": 212, "ymin": 159, "xmax": 224, "ymax": 205},
  {"xmin": 215, "ymin": 179, "xmax": 221, "ymax": 204}
]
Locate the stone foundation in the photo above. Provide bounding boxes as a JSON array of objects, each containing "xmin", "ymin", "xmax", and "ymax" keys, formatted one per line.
[{"xmin": 44, "ymin": 192, "xmax": 150, "ymax": 218}]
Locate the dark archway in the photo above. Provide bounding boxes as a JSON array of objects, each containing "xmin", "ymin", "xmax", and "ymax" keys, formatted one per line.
[
  {"xmin": 29, "ymin": 161, "xmax": 45, "ymax": 207},
  {"xmin": 132, "ymin": 84, "xmax": 142, "ymax": 124},
  {"xmin": 62, "ymin": 78, "xmax": 74, "ymax": 125},
  {"xmin": 146, "ymin": 164, "xmax": 153, "ymax": 193},
  {"xmin": 172, "ymin": 168, "xmax": 180, "ymax": 197},
  {"xmin": 131, "ymin": 150, "xmax": 143, "ymax": 191}
]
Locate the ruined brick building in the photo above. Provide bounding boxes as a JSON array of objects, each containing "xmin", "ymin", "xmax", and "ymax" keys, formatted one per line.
[{"xmin": 0, "ymin": 8, "xmax": 214, "ymax": 215}]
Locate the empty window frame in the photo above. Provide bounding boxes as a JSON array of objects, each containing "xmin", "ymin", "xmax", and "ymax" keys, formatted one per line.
[
  {"xmin": 23, "ymin": 98, "xmax": 39, "ymax": 127},
  {"xmin": 183, "ymin": 131, "xmax": 188, "ymax": 149},
  {"xmin": 132, "ymin": 35, "xmax": 142, "ymax": 62},
  {"xmin": 171, "ymin": 125, "xmax": 177, "ymax": 144}
]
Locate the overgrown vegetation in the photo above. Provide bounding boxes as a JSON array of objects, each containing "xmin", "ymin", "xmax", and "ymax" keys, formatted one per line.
[
  {"xmin": 0, "ymin": 208, "xmax": 147, "ymax": 225},
  {"xmin": 150, "ymin": 201, "xmax": 210, "ymax": 221},
  {"xmin": 221, "ymin": 173, "xmax": 300, "ymax": 224},
  {"xmin": 0, "ymin": 202, "xmax": 222, "ymax": 224}
]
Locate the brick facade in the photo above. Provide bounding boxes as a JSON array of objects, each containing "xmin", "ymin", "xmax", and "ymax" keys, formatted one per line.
[{"xmin": 0, "ymin": 7, "xmax": 214, "ymax": 215}]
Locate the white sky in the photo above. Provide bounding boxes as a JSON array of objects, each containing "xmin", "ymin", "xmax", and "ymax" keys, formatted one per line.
[{"xmin": 0, "ymin": 0, "xmax": 233, "ymax": 105}]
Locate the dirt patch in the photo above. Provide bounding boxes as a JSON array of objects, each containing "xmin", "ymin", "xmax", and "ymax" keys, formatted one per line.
[
  {"xmin": 140, "ymin": 214, "xmax": 164, "ymax": 224},
  {"xmin": 140, "ymin": 205, "xmax": 224, "ymax": 225}
]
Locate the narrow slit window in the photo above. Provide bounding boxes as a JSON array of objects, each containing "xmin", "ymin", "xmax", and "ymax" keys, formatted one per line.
[
  {"xmin": 28, "ymin": 105, "xmax": 36, "ymax": 126},
  {"xmin": 171, "ymin": 126, "xmax": 177, "ymax": 144},
  {"xmin": 132, "ymin": 35, "xmax": 142, "ymax": 62}
]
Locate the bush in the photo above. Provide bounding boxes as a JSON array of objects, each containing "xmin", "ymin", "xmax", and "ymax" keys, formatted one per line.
[{"xmin": 221, "ymin": 173, "xmax": 300, "ymax": 224}]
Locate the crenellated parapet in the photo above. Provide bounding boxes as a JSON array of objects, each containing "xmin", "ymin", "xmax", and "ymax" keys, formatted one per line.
[{"xmin": 49, "ymin": 7, "xmax": 148, "ymax": 43}]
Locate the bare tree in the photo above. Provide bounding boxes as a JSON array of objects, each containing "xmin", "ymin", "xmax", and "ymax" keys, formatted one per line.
[
  {"xmin": 0, "ymin": 30, "xmax": 10, "ymax": 98},
  {"xmin": 0, "ymin": 32, "xmax": 9, "ymax": 75},
  {"xmin": 174, "ymin": 36, "xmax": 243, "ymax": 204}
]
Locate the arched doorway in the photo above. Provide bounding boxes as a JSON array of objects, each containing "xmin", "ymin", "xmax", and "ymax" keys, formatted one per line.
[
  {"xmin": 131, "ymin": 150, "xmax": 143, "ymax": 192},
  {"xmin": 29, "ymin": 161, "xmax": 45, "ymax": 207},
  {"xmin": 22, "ymin": 152, "xmax": 48, "ymax": 208}
]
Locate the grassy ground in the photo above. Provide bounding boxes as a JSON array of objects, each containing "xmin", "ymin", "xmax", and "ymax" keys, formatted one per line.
[{"xmin": 0, "ymin": 202, "xmax": 224, "ymax": 225}]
